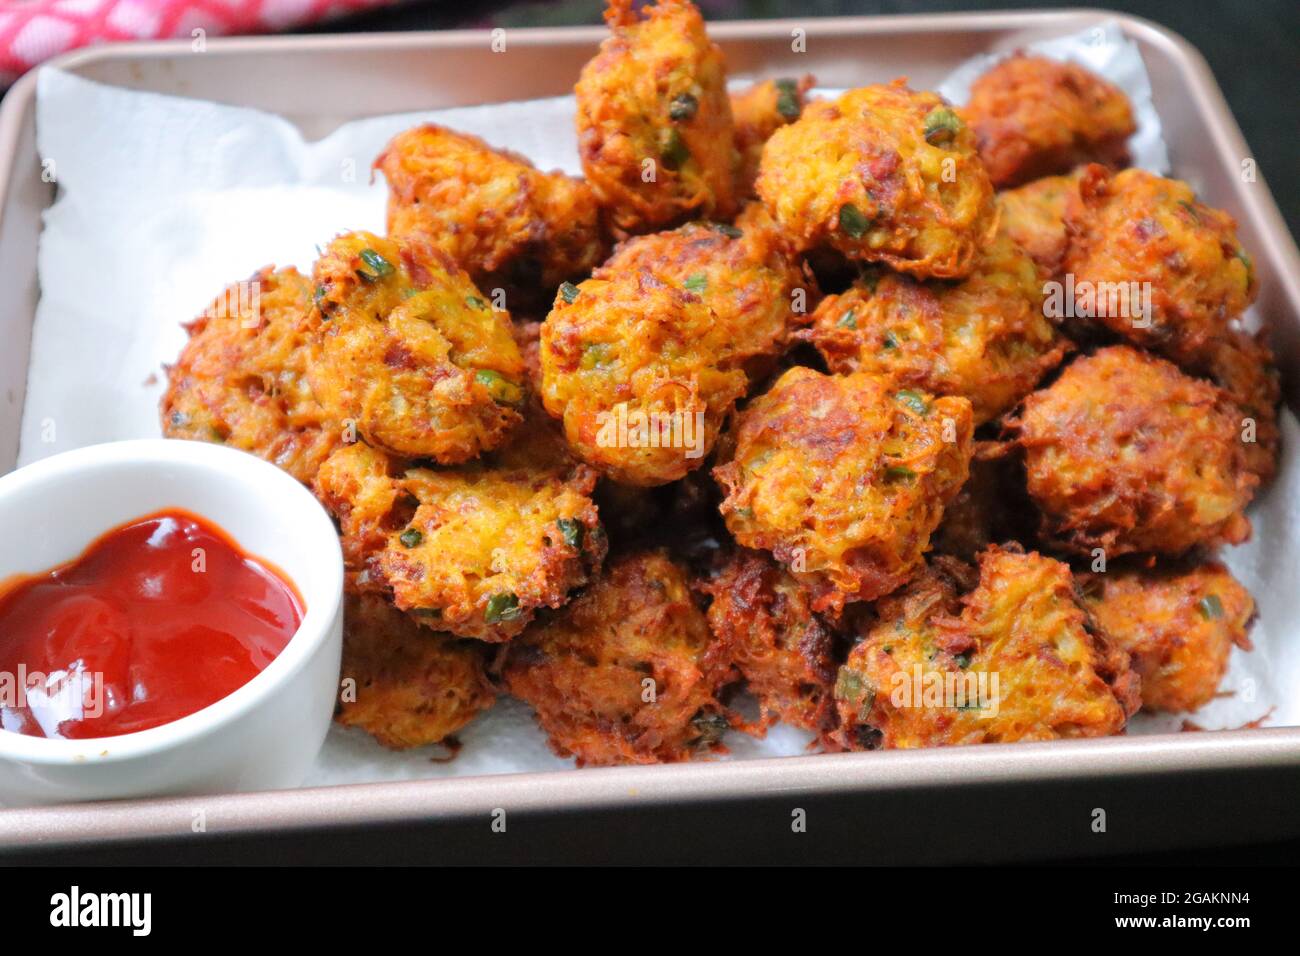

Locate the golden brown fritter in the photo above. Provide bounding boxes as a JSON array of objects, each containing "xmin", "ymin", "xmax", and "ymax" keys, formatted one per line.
[
  {"xmin": 700, "ymin": 548, "xmax": 837, "ymax": 733},
  {"xmin": 336, "ymin": 592, "xmax": 496, "ymax": 749},
  {"xmin": 1061, "ymin": 166, "xmax": 1257, "ymax": 366},
  {"xmin": 575, "ymin": 0, "xmax": 737, "ymax": 235},
  {"xmin": 1200, "ymin": 329, "xmax": 1281, "ymax": 484},
  {"xmin": 598, "ymin": 204, "xmax": 811, "ymax": 378},
  {"xmin": 161, "ymin": 266, "xmax": 341, "ymax": 485},
  {"xmin": 714, "ymin": 367, "xmax": 974, "ymax": 615},
  {"xmin": 804, "ymin": 234, "xmax": 1067, "ymax": 423},
  {"xmin": 502, "ymin": 549, "xmax": 734, "ymax": 766},
  {"xmin": 1078, "ymin": 560, "xmax": 1254, "ymax": 713},
  {"xmin": 313, "ymin": 410, "xmax": 606, "ymax": 642},
  {"xmin": 833, "ymin": 546, "xmax": 1139, "ymax": 750},
  {"xmin": 756, "ymin": 80, "xmax": 997, "ymax": 279},
  {"xmin": 995, "ymin": 170, "xmax": 1082, "ymax": 277},
  {"xmin": 964, "ymin": 54, "xmax": 1135, "ymax": 188},
  {"xmin": 306, "ymin": 231, "xmax": 526, "ymax": 463},
  {"xmin": 730, "ymin": 75, "xmax": 813, "ymax": 200},
  {"xmin": 1016, "ymin": 346, "xmax": 1258, "ymax": 556},
  {"xmin": 540, "ymin": 214, "xmax": 802, "ymax": 486},
  {"xmin": 375, "ymin": 123, "xmax": 608, "ymax": 299}
]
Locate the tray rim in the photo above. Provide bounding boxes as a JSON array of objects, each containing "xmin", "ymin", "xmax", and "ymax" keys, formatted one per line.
[{"xmin": 1, "ymin": 9, "xmax": 1298, "ymax": 852}]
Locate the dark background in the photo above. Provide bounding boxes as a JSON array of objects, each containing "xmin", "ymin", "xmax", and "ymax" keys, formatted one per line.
[{"xmin": 309, "ymin": 0, "xmax": 1300, "ymax": 238}]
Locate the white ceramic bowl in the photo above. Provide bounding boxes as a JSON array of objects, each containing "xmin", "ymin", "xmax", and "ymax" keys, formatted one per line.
[{"xmin": 0, "ymin": 439, "xmax": 343, "ymax": 806}]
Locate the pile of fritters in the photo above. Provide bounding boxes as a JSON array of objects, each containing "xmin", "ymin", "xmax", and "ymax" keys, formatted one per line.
[{"xmin": 162, "ymin": 0, "xmax": 1278, "ymax": 766}]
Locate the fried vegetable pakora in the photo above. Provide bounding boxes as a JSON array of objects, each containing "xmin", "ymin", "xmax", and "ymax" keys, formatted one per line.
[
  {"xmin": 375, "ymin": 124, "xmax": 607, "ymax": 299},
  {"xmin": 599, "ymin": 204, "xmax": 811, "ymax": 377},
  {"xmin": 575, "ymin": 0, "xmax": 737, "ymax": 234},
  {"xmin": 805, "ymin": 234, "xmax": 1067, "ymax": 423},
  {"xmin": 541, "ymin": 214, "xmax": 802, "ymax": 486},
  {"xmin": 306, "ymin": 231, "xmax": 525, "ymax": 463},
  {"xmin": 714, "ymin": 367, "xmax": 974, "ymax": 614},
  {"xmin": 313, "ymin": 414, "xmax": 606, "ymax": 642},
  {"xmin": 1078, "ymin": 561, "xmax": 1254, "ymax": 713},
  {"xmin": 700, "ymin": 548, "xmax": 837, "ymax": 733},
  {"xmin": 1061, "ymin": 166, "xmax": 1257, "ymax": 366},
  {"xmin": 757, "ymin": 80, "xmax": 997, "ymax": 279},
  {"xmin": 730, "ymin": 76, "xmax": 813, "ymax": 199},
  {"xmin": 964, "ymin": 54, "xmax": 1135, "ymax": 188},
  {"xmin": 1202, "ymin": 329, "xmax": 1281, "ymax": 484},
  {"xmin": 337, "ymin": 591, "xmax": 496, "ymax": 748},
  {"xmin": 833, "ymin": 546, "xmax": 1139, "ymax": 749},
  {"xmin": 1016, "ymin": 346, "xmax": 1257, "ymax": 556},
  {"xmin": 995, "ymin": 170, "xmax": 1081, "ymax": 277},
  {"xmin": 162, "ymin": 266, "xmax": 340, "ymax": 485},
  {"xmin": 502, "ymin": 549, "xmax": 734, "ymax": 766}
]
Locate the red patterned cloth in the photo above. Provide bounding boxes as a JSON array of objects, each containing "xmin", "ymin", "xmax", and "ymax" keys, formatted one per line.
[{"xmin": 0, "ymin": 0, "xmax": 402, "ymax": 85}]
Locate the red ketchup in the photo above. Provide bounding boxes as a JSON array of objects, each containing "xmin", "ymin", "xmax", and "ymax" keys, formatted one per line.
[{"xmin": 0, "ymin": 510, "xmax": 302, "ymax": 740}]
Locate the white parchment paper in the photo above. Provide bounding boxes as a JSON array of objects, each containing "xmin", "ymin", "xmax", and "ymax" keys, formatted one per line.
[{"xmin": 22, "ymin": 25, "xmax": 1294, "ymax": 786}]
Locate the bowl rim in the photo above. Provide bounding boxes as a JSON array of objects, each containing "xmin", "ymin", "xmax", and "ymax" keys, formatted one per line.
[{"xmin": 0, "ymin": 438, "xmax": 343, "ymax": 765}]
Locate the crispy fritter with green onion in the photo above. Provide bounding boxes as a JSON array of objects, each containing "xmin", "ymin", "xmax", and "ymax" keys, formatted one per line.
[
  {"xmin": 575, "ymin": 0, "xmax": 738, "ymax": 235},
  {"xmin": 337, "ymin": 591, "xmax": 496, "ymax": 748},
  {"xmin": 375, "ymin": 123, "xmax": 608, "ymax": 303},
  {"xmin": 1078, "ymin": 559, "xmax": 1254, "ymax": 713},
  {"xmin": 1015, "ymin": 346, "xmax": 1258, "ymax": 556},
  {"xmin": 162, "ymin": 266, "xmax": 341, "ymax": 485},
  {"xmin": 306, "ymin": 231, "xmax": 525, "ymax": 463},
  {"xmin": 1061, "ymin": 166, "xmax": 1258, "ymax": 368},
  {"xmin": 502, "ymin": 549, "xmax": 735, "ymax": 766},
  {"xmin": 313, "ymin": 407, "xmax": 605, "ymax": 642},
  {"xmin": 963, "ymin": 54, "xmax": 1134, "ymax": 188},
  {"xmin": 833, "ymin": 546, "xmax": 1139, "ymax": 750},
  {"xmin": 714, "ymin": 366, "xmax": 974, "ymax": 615},
  {"xmin": 730, "ymin": 75, "xmax": 814, "ymax": 199},
  {"xmin": 804, "ymin": 233, "xmax": 1067, "ymax": 424},
  {"xmin": 757, "ymin": 80, "xmax": 997, "ymax": 279}
]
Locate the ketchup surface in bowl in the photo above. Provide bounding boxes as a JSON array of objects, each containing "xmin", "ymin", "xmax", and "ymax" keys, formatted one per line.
[{"xmin": 0, "ymin": 509, "xmax": 302, "ymax": 740}]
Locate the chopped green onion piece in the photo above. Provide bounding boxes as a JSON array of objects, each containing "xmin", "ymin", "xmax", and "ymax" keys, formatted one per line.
[
  {"xmin": 485, "ymin": 592, "xmax": 522, "ymax": 623},
  {"xmin": 557, "ymin": 517, "xmax": 584, "ymax": 550},
  {"xmin": 313, "ymin": 285, "xmax": 327, "ymax": 303},
  {"xmin": 559, "ymin": 281, "xmax": 581, "ymax": 304},
  {"xmin": 659, "ymin": 128, "xmax": 690, "ymax": 170},
  {"xmin": 465, "ymin": 295, "xmax": 487, "ymax": 309},
  {"xmin": 683, "ymin": 272, "xmax": 708, "ymax": 292},
  {"xmin": 580, "ymin": 342, "xmax": 611, "ymax": 370},
  {"xmin": 882, "ymin": 330, "xmax": 900, "ymax": 350},
  {"xmin": 838, "ymin": 203, "xmax": 871, "ymax": 238},
  {"xmin": 399, "ymin": 528, "xmax": 423, "ymax": 548},
  {"xmin": 357, "ymin": 248, "xmax": 394, "ymax": 280},
  {"xmin": 1197, "ymin": 594, "xmax": 1224, "ymax": 620},
  {"xmin": 837, "ymin": 308, "xmax": 857, "ymax": 329},
  {"xmin": 923, "ymin": 107, "xmax": 962, "ymax": 146},
  {"xmin": 954, "ymin": 649, "xmax": 974, "ymax": 669},
  {"xmin": 668, "ymin": 92, "xmax": 699, "ymax": 121},
  {"xmin": 774, "ymin": 78, "xmax": 801, "ymax": 120},
  {"xmin": 475, "ymin": 369, "xmax": 523, "ymax": 405},
  {"xmin": 896, "ymin": 389, "xmax": 929, "ymax": 414},
  {"xmin": 885, "ymin": 464, "xmax": 916, "ymax": 481}
]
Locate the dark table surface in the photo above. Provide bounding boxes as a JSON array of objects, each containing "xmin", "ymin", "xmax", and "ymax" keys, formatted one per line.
[{"xmin": 309, "ymin": 0, "xmax": 1300, "ymax": 239}]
